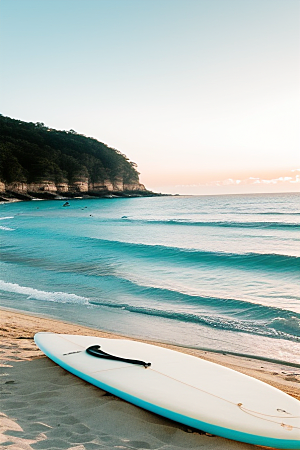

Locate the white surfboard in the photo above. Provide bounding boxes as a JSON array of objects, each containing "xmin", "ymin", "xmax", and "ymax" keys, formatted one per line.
[{"xmin": 34, "ymin": 333, "xmax": 300, "ymax": 449}]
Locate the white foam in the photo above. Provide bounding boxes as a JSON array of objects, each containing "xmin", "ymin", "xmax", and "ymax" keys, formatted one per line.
[
  {"xmin": 0, "ymin": 216, "xmax": 14, "ymax": 220},
  {"xmin": 270, "ymin": 316, "xmax": 300, "ymax": 337},
  {"xmin": 0, "ymin": 280, "xmax": 89, "ymax": 304},
  {"xmin": 0, "ymin": 226, "xmax": 14, "ymax": 231}
]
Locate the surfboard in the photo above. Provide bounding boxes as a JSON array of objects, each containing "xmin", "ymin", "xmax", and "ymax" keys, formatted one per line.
[{"xmin": 34, "ymin": 333, "xmax": 300, "ymax": 449}]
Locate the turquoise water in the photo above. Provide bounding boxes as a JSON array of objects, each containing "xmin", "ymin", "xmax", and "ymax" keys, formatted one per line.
[{"xmin": 0, "ymin": 193, "xmax": 299, "ymax": 365}]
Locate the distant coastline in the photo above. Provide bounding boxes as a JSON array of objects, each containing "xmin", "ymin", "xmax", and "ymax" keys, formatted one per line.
[
  {"xmin": 0, "ymin": 187, "xmax": 164, "ymax": 203},
  {"xmin": 0, "ymin": 114, "xmax": 163, "ymax": 202}
]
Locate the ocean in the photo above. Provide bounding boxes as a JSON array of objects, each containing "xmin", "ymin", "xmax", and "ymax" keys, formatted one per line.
[{"xmin": 0, "ymin": 193, "xmax": 299, "ymax": 366}]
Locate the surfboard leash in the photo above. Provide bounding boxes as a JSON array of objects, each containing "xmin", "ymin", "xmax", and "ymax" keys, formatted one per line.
[{"xmin": 86, "ymin": 344, "xmax": 151, "ymax": 368}]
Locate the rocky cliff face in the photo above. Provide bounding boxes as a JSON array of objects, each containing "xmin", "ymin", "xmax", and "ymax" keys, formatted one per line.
[{"xmin": 0, "ymin": 178, "xmax": 148, "ymax": 201}]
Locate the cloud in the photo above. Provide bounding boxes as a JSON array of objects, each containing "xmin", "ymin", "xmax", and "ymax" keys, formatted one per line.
[
  {"xmin": 258, "ymin": 176, "xmax": 296, "ymax": 184},
  {"xmin": 175, "ymin": 171, "xmax": 300, "ymax": 188},
  {"xmin": 291, "ymin": 174, "xmax": 300, "ymax": 183},
  {"xmin": 208, "ymin": 175, "xmax": 299, "ymax": 187}
]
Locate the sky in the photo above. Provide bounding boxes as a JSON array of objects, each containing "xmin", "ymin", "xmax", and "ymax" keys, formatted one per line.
[{"xmin": 1, "ymin": 0, "xmax": 299, "ymax": 195}]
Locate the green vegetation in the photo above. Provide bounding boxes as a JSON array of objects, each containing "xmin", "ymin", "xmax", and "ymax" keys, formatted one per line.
[{"xmin": 0, "ymin": 115, "xmax": 140, "ymax": 186}]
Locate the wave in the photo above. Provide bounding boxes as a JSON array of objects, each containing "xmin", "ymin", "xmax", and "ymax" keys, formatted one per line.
[
  {"xmin": 2, "ymin": 268, "xmax": 298, "ymax": 324},
  {"xmin": 94, "ymin": 278, "xmax": 300, "ymax": 323},
  {"xmin": 3, "ymin": 234, "xmax": 297, "ymax": 274},
  {"xmin": 0, "ymin": 225, "xmax": 14, "ymax": 231},
  {"xmin": 120, "ymin": 218, "xmax": 300, "ymax": 230},
  {"xmin": 0, "ymin": 280, "xmax": 89, "ymax": 304},
  {"xmin": 0, "ymin": 216, "xmax": 15, "ymax": 230},
  {"xmin": 88, "ymin": 238, "xmax": 300, "ymax": 274},
  {"xmin": 89, "ymin": 300, "xmax": 300, "ymax": 342},
  {"xmin": 1, "ymin": 279, "xmax": 299, "ymax": 342},
  {"xmin": 255, "ymin": 212, "xmax": 300, "ymax": 216},
  {"xmin": 0, "ymin": 216, "xmax": 14, "ymax": 221},
  {"xmin": 270, "ymin": 316, "xmax": 300, "ymax": 336}
]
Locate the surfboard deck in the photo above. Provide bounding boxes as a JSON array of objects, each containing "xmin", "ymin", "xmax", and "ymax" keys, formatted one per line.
[{"xmin": 34, "ymin": 333, "xmax": 300, "ymax": 449}]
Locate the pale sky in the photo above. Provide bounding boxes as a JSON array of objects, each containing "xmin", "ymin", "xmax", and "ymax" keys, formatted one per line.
[{"xmin": 1, "ymin": 0, "xmax": 299, "ymax": 194}]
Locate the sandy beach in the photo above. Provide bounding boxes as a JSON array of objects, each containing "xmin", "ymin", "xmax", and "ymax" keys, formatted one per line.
[{"xmin": 0, "ymin": 308, "xmax": 299, "ymax": 450}]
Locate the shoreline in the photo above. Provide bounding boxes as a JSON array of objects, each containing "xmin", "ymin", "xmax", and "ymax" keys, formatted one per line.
[
  {"xmin": 1, "ymin": 308, "xmax": 299, "ymax": 450},
  {"xmin": 1, "ymin": 307, "xmax": 299, "ymax": 401},
  {"xmin": 2, "ymin": 305, "xmax": 300, "ymax": 369},
  {"xmin": 0, "ymin": 189, "xmax": 166, "ymax": 203}
]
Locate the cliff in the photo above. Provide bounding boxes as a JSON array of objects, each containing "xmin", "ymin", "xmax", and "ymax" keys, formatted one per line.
[{"xmin": 0, "ymin": 115, "xmax": 155, "ymax": 201}]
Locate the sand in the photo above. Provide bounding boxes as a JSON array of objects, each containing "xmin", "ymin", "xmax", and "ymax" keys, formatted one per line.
[{"xmin": 0, "ymin": 308, "xmax": 299, "ymax": 450}]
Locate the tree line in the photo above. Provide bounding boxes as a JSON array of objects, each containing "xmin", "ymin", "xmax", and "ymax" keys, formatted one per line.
[{"xmin": 0, "ymin": 115, "xmax": 140, "ymax": 186}]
